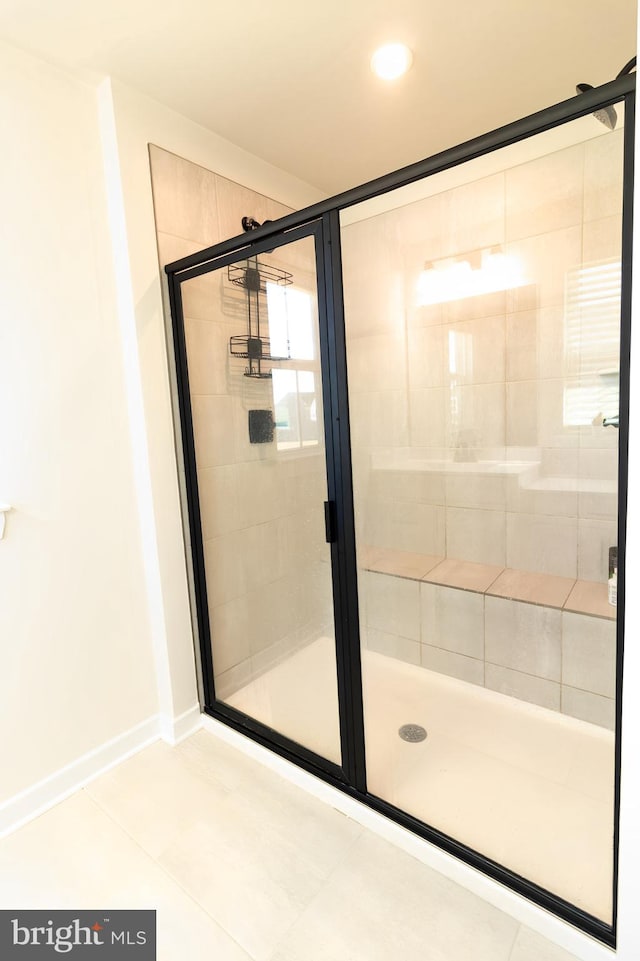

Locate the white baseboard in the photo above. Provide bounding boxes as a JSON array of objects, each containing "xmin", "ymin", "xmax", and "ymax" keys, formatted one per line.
[
  {"xmin": 0, "ymin": 706, "xmax": 205, "ymax": 840},
  {"xmin": 0, "ymin": 715, "xmax": 161, "ymax": 839},
  {"xmin": 159, "ymin": 702, "xmax": 202, "ymax": 745},
  {"xmin": 201, "ymin": 715, "xmax": 613, "ymax": 961}
]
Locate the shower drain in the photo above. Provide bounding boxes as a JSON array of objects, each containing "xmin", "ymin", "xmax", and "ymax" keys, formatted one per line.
[{"xmin": 398, "ymin": 723, "xmax": 427, "ymax": 743}]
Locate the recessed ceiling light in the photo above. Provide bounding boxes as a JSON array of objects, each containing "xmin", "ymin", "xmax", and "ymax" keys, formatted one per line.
[{"xmin": 370, "ymin": 43, "xmax": 413, "ymax": 81}]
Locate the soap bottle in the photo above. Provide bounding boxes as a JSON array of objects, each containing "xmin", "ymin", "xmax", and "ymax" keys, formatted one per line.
[
  {"xmin": 609, "ymin": 565, "xmax": 618, "ymax": 607},
  {"xmin": 608, "ymin": 546, "xmax": 618, "ymax": 607}
]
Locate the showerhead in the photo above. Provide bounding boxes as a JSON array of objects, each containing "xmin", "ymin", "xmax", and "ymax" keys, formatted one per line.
[
  {"xmin": 575, "ymin": 83, "xmax": 617, "ymax": 129},
  {"xmin": 242, "ymin": 216, "xmax": 261, "ymax": 231},
  {"xmin": 241, "ymin": 216, "xmax": 275, "ymax": 253},
  {"xmin": 241, "ymin": 216, "xmax": 273, "ymax": 232},
  {"xmin": 576, "ymin": 56, "xmax": 636, "ymax": 130}
]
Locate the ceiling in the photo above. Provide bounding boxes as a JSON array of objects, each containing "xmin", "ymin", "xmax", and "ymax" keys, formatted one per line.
[{"xmin": 0, "ymin": 0, "xmax": 636, "ymax": 194}]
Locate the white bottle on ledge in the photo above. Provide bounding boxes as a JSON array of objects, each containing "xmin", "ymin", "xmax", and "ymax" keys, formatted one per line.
[{"xmin": 609, "ymin": 566, "xmax": 618, "ymax": 607}]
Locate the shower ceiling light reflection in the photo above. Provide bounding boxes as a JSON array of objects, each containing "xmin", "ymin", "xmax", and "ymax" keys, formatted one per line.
[{"xmin": 416, "ymin": 247, "xmax": 526, "ymax": 305}]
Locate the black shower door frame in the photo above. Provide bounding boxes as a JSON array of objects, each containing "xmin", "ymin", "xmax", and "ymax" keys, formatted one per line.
[
  {"xmin": 167, "ymin": 217, "xmax": 367, "ymax": 791},
  {"xmin": 165, "ymin": 73, "xmax": 635, "ymax": 948}
]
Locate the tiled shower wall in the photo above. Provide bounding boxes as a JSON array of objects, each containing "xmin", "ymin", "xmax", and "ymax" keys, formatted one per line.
[
  {"xmin": 342, "ymin": 125, "xmax": 623, "ymax": 584},
  {"xmin": 149, "ymin": 147, "xmax": 331, "ymax": 698},
  {"xmin": 362, "ymin": 570, "xmax": 616, "ymax": 730}
]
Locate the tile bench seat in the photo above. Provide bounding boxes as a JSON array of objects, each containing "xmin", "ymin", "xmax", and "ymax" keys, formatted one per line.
[
  {"xmin": 357, "ymin": 546, "xmax": 617, "ymax": 729},
  {"xmin": 359, "ymin": 546, "xmax": 614, "ymax": 620}
]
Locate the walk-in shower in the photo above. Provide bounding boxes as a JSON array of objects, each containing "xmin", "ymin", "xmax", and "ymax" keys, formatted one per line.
[{"xmin": 164, "ymin": 73, "xmax": 634, "ymax": 947}]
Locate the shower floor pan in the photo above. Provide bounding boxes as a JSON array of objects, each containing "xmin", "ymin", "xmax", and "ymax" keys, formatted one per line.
[{"xmin": 227, "ymin": 636, "xmax": 614, "ymax": 923}]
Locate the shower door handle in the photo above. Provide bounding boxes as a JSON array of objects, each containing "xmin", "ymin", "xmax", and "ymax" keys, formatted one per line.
[{"xmin": 324, "ymin": 501, "xmax": 337, "ymax": 543}]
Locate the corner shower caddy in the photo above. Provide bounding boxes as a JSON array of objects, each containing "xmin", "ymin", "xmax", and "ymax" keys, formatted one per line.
[{"xmin": 227, "ymin": 257, "xmax": 293, "ymax": 378}]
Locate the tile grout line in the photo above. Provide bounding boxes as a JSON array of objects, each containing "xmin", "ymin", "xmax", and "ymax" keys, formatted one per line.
[
  {"xmin": 560, "ymin": 601, "xmax": 565, "ymax": 716},
  {"xmin": 83, "ymin": 738, "xmax": 371, "ymax": 961},
  {"xmin": 80, "ymin": 787, "xmax": 257, "ymax": 961},
  {"xmin": 506, "ymin": 922, "xmax": 523, "ymax": 961},
  {"xmin": 483, "ymin": 591, "xmax": 487, "ymax": 687},
  {"xmin": 364, "ymin": 547, "xmax": 614, "ymax": 619},
  {"xmin": 262, "ymin": 827, "xmax": 366, "ymax": 961}
]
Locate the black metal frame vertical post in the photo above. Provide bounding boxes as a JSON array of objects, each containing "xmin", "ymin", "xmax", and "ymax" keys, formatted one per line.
[
  {"xmin": 312, "ymin": 217, "xmax": 367, "ymax": 790},
  {"xmin": 612, "ymin": 86, "xmax": 635, "ymax": 940},
  {"xmin": 167, "ymin": 271, "xmax": 216, "ymax": 706},
  {"xmin": 321, "ymin": 209, "xmax": 367, "ymax": 793}
]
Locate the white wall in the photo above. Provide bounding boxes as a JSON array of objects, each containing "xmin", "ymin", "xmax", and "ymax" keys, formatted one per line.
[
  {"xmin": 0, "ymin": 40, "xmax": 326, "ymax": 819},
  {"xmin": 0, "ymin": 41, "xmax": 158, "ymax": 804},
  {"xmin": 98, "ymin": 78, "xmax": 325, "ymax": 728}
]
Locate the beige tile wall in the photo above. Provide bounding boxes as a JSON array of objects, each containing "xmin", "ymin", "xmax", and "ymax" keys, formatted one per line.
[
  {"xmin": 149, "ymin": 146, "xmax": 333, "ymax": 700},
  {"xmin": 342, "ymin": 124, "xmax": 624, "ymax": 584},
  {"xmin": 361, "ymin": 570, "xmax": 616, "ymax": 729}
]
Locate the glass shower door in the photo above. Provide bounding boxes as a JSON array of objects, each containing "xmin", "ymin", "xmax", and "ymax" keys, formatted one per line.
[
  {"xmin": 340, "ymin": 107, "xmax": 627, "ymax": 925},
  {"xmin": 175, "ymin": 227, "xmax": 343, "ymax": 766}
]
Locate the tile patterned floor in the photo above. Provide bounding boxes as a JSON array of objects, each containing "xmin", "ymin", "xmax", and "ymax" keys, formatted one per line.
[{"xmin": 0, "ymin": 730, "xmax": 581, "ymax": 961}]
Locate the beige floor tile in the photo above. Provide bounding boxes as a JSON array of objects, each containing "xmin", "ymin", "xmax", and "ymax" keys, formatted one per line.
[
  {"xmin": 178, "ymin": 727, "xmax": 272, "ymax": 794},
  {"xmin": 2, "ymin": 735, "xmax": 363, "ymax": 961},
  {"xmin": 270, "ymin": 832, "xmax": 519, "ymax": 961},
  {"xmin": 180, "ymin": 735, "xmax": 363, "ymax": 880},
  {"xmin": 158, "ymin": 820, "xmax": 316, "ymax": 961},
  {"xmin": 0, "ymin": 723, "xmax": 590, "ymax": 961},
  {"xmin": 157, "ymin": 793, "xmax": 358, "ymax": 961},
  {"xmin": 509, "ymin": 925, "xmax": 580, "ymax": 961},
  {"xmin": 86, "ymin": 739, "xmax": 230, "ymax": 859},
  {"xmin": 0, "ymin": 791, "xmax": 252, "ymax": 961},
  {"xmin": 156, "ymin": 731, "xmax": 360, "ymax": 961}
]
